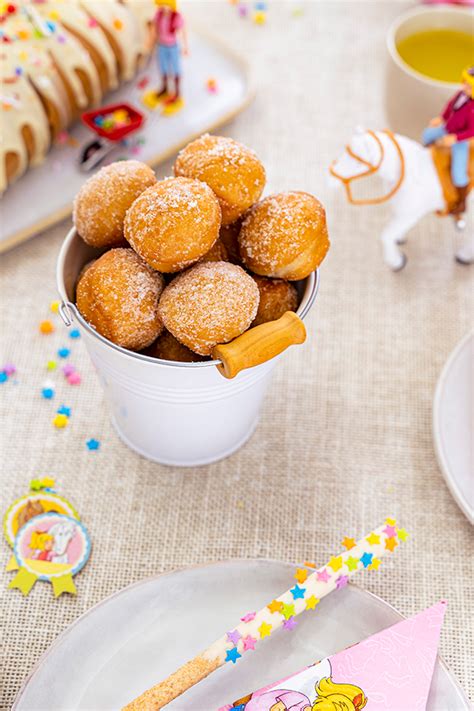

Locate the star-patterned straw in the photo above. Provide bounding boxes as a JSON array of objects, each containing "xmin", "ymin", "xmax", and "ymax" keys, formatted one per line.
[{"xmin": 123, "ymin": 519, "xmax": 408, "ymax": 711}]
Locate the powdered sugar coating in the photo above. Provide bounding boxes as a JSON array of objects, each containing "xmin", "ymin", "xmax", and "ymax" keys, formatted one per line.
[
  {"xmin": 239, "ymin": 191, "xmax": 330, "ymax": 280},
  {"xmin": 158, "ymin": 261, "xmax": 260, "ymax": 355},
  {"xmin": 76, "ymin": 248, "xmax": 165, "ymax": 351},
  {"xmin": 124, "ymin": 177, "xmax": 221, "ymax": 272},
  {"xmin": 73, "ymin": 160, "xmax": 156, "ymax": 248},
  {"xmin": 252, "ymin": 275, "xmax": 298, "ymax": 326},
  {"xmin": 174, "ymin": 134, "xmax": 266, "ymax": 226}
]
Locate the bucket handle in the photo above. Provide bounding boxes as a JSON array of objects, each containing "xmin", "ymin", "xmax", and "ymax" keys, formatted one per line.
[{"xmin": 213, "ymin": 311, "xmax": 307, "ymax": 379}]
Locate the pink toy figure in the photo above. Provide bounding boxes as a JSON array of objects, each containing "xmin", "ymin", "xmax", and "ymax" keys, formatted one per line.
[{"xmin": 153, "ymin": 0, "xmax": 188, "ymax": 106}]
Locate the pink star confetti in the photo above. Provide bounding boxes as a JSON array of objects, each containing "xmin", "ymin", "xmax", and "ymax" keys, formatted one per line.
[
  {"xmin": 242, "ymin": 635, "xmax": 257, "ymax": 651},
  {"xmin": 137, "ymin": 76, "xmax": 149, "ymax": 90},
  {"xmin": 383, "ymin": 525, "xmax": 397, "ymax": 538},
  {"xmin": 317, "ymin": 568, "xmax": 331, "ymax": 583},
  {"xmin": 67, "ymin": 372, "xmax": 81, "ymax": 385},
  {"xmin": 241, "ymin": 611, "xmax": 256, "ymax": 623}
]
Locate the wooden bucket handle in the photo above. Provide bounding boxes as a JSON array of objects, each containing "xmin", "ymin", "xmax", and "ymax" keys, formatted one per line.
[{"xmin": 213, "ymin": 311, "xmax": 307, "ymax": 379}]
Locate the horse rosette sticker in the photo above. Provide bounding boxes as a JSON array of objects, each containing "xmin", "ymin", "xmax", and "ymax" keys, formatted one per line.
[{"xmin": 8, "ymin": 512, "xmax": 91, "ymax": 597}]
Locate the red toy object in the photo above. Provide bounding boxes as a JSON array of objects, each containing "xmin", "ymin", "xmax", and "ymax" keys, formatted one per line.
[{"xmin": 81, "ymin": 102, "xmax": 144, "ymax": 142}]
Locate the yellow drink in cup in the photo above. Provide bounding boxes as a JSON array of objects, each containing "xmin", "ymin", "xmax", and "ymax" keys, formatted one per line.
[{"xmin": 397, "ymin": 29, "xmax": 474, "ymax": 84}]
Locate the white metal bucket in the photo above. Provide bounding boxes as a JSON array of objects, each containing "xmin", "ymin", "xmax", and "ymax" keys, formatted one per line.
[{"xmin": 57, "ymin": 228, "xmax": 319, "ymax": 466}]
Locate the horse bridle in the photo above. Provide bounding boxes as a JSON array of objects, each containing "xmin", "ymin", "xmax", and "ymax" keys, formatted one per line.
[{"xmin": 330, "ymin": 129, "xmax": 405, "ymax": 206}]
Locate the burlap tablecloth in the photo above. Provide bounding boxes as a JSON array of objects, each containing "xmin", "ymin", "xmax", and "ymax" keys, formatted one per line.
[{"xmin": 1, "ymin": 2, "xmax": 473, "ymax": 708}]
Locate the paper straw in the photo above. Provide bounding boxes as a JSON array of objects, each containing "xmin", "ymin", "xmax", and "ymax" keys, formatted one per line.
[{"xmin": 123, "ymin": 518, "xmax": 407, "ymax": 710}]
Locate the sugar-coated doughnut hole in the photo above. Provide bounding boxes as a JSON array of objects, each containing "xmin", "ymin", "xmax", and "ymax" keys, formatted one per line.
[
  {"xmin": 158, "ymin": 261, "xmax": 260, "ymax": 356},
  {"xmin": 252, "ymin": 275, "xmax": 299, "ymax": 326},
  {"xmin": 145, "ymin": 330, "xmax": 208, "ymax": 363},
  {"xmin": 73, "ymin": 160, "xmax": 156, "ymax": 248},
  {"xmin": 239, "ymin": 191, "xmax": 330, "ymax": 280},
  {"xmin": 174, "ymin": 134, "xmax": 266, "ymax": 226},
  {"xmin": 76, "ymin": 248, "xmax": 165, "ymax": 351},
  {"xmin": 124, "ymin": 177, "xmax": 221, "ymax": 273}
]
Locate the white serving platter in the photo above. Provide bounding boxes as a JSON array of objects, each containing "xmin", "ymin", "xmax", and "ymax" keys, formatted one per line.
[
  {"xmin": 0, "ymin": 30, "xmax": 252, "ymax": 252},
  {"xmin": 13, "ymin": 559, "xmax": 469, "ymax": 710},
  {"xmin": 433, "ymin": 331, "xmax": 474, "ymax": 525}
]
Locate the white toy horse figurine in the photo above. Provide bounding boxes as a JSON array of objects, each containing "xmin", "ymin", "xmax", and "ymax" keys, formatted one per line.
[{"xmin": 330, "ymin": 128, "xmax": 473, "ymax": 270}]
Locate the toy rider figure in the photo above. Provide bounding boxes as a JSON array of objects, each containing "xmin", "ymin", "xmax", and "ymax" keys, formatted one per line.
[
  {"xmin": 423, "ymin": 65, "xmax": 474, "ymax": 215},
  {"xmin": 154, "ymin": 0, "xmax": 187, "ymax": 105}
]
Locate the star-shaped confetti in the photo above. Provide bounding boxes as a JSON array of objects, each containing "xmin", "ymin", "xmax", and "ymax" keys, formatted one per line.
[
  {"xmin": 241, "ymin": 611, "xmax": 256, "ymax": 623},
  {"xmin": 225, "ymin": 647, "xmax": 241, "ymax": 664},
  {"xmin": 290, "ymin": 585, "xmax": 305, "ymax": 600},
  {"xmin": 267, "ymin": 599, "xmax": 283, "ymax": 614},
  {"xmin": 57, "ymin": 405, "xmax": 71, "ymax": 417},
  {"xmin": 385, "ymin": 517, "xmax": 396, "ymax": 526},
  {"xmin": 346, "ymin": 556, "xmax": 359, "ymax": 572},
  {"xmin": 336, "ymin": 574, "xmax": 349, "ymax": 589},
  {"xmin": 328, "ymin": 556, "xmax": 343, "ymax": 572},
  {"xmin": 242, "ymin": 635, "xmax": 257, "ymax": 651},
  {"xmin": 341, "ymin": 536, "xmax": 356, "ymax": 550},
  {"xmin": 283, "ymin": 617, "xmax": 297, "ymax": 630},
  {"xmin": 305, "ymin": 595, "xmax": 319, "ymax": 610},
  {"xmin": 258, "ymin": 621, "xmax": 272, "ymax": 639},
  {"xmin": 86, "ymin": 438, "xmax": 100, "ymax": 451},
  {"xmin": 369, "ymin": 557, "xmax": 382, "ymax": 571},
  {"xmin": 226, "ymin": 629, "xmax": 241, "ymax": 645},
  {"xmin": 397, "ymin": 528, "xmax": 409, "ymax": 542},
  {"xmin": 282, "ymin": 603, "xmax": 295, "ymax": 620},
  {"xmin": 383, "ymin": 525, "xmax": 397, "ymax": 538},
  {"xmin": 360, "ymin": 552, "xmax": 373, "ymax": 568},
  {"xmin": 317, "ymin": 568, "xmax": 331, "ymax": 583},
  {"xmin": 385, "ymin": 537, "xmax": 398, "ymax": 552},
  {"xmin": 294, "ymin": 568, "xmax": 308, "ymax": 584},
  {"xmin": 366, "ymin": 532, "xmax": 380, "ymax": 545}
]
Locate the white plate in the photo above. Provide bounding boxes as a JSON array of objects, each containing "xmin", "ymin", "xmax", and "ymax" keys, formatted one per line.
[
  {"xmin": 433, "ymin": 332, "xmax": 474, "ymax": 525},
  {"xmin": 1, "ymin": 29, "xmax": 252, "ymax": 252},
  {"xmin": 14, "ymin": 559, "xmax": 469, "ymax": 710}
]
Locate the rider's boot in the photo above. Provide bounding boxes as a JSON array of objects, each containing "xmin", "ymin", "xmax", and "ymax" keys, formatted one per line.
[{"xmin": 451, "ymin": 185, "xmax": 469, "ymax": 215}]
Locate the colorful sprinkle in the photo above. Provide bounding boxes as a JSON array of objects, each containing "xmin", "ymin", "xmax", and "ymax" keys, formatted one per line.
[
  {"xmin": 366, "ymin": 532, "xmax": 381, "ymax": 545},
  {"xmin": 383, "ymin": 524, "xmax": 397, "ymax": 538},
  {"xmin": 345, "ymin": 556, "xmax": 359, "ymax": 572},
  {"xmin": 283, "ymin": 616, "xmax": 297, "ymax": 630},
  {"xmin": 267, "ymin": 599, "xmax": 283, "ymax": 614},
  {"xmin": 86, "ymin": 438, "xmax": 100, "ymax": 451},
  {"xmin": 53, "ymin": 413, "xmax": 68, "ymax": 429},
  {"xmin": 240, "ymin": 611, "xmax": 256, "ymax": 623},
  {"xmin": 369, "ymin": 557, "xmax": 382, "ymax": 571},
  {"xmin": 281, "ymin": 603, "xmax": 295, "ymax": 620},
  {"xmin": 316, "ymin": 568, "xmax": 331, "ymax": 583},
  {"xmin": 67, "ymin": 372, "xmax": 81, "ymax": 385},
  {"xmin": 2, "ymin": 363, "xmax": 16, "ymax": 376},
  {"xmin": 0, "ymin": 371, "xmax": 8, "ymax": 383},
  {"xmin": 39, "ymin": 320, "xmax": 54, "ymax": 334},
  {"xmin": 241, "ymin": 634, "xmax": 257, "ymax": 651},
  {"xmin": 113, "ymin": 18, "xmax": 123, "ymax": 30},
  {"xmin": 50, "ymin": 300, "xmax": 60, "ymax": 313},
  {"xmin": 335, "ymin": 574, "xmax": 349, "ymax": 589},
  {"xmin": 226, "ymin": 629, "xmax": 242, "ymax": 645},
  {"xmin": 57, "ymin": 405, "xmax": 71, "ymax": 417},
  {"xmin": 46, "ymin": 360, "xmax": 57, "ymax": 371},
  {"xmin": 360, "ymin": 552, "xmax": 373, "ymax": 568},
  {"xmin": 62, "ymin": 364, "xmax": 75, "ymax": 376},
  {"xmin": 41, "ymin": 387, "xmax": 54, "ymax": 400},
  {"xmin": 225, "ymin": 647, "xmax": 241, "ymax": 664},
  {"xmin": 328, "ymin": 556, "xmax": 343, "ymax": 572},
  {"xmin": 397, "ymin": 528, "xmax": 409, "ymax": 542},
  {"xmin": 258, "ymin": 621, "xmax": 272, "ymax": 638},
  {"xmin": 206, "ymin": 77, "xmax": 218, "ymax": 94},
  {"xmin": 305, "ymin": 595, "xmax": 319, "ymax": 610},
  {"xmin": 294, "ymin": 568, "xmax": 308, "ymax": 584},
  {"xmin": 290, "ymin": 584, "xmax": 305, "ymax": 600},
  {"xmin": 57, "ymin": 347, "xmax": 70, "ymax": 359},
  {"xmin": 385, "ymin": 537, "xmax": 398, "ymax": 552},
  {"xmin": 341, "ymin": 536, "xmax": 356, "ymax": 550}
]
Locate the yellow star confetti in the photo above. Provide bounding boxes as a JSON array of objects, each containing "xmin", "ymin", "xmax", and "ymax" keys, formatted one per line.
[
  {"xmin": 50, "ymin": 300, "xmax": 60, "ymax": 313},
  {"xmin": 267, "ymin": 599, "xmax": 283, "ymax": 614},
  {"xmin": 258, "ymin": 621, "xmax": 272, "ymax": 639},
  {"xmin": 328, "ymin": 556, "xmax": 343, "ymax": 572},
  {"xmin": 341, "ymin": 537, "xmax": 356, "ymax": 550},
  {"xmin": 397, "ymin": 528, "xmax": 409, "ymax": 542},
  {"xmin": 294, "ymin": 568, "xmax": 308, "ymax": 584},
  {"xmin": 385, "ymin": 517, "xmax": 396, "ymax": 526},
  {"xmin": 53, "ymin": 414, "xmax": 68, "ymax": 429},
  {"xmin": 366, "ymin": 532, "xmax": 380, "ymax": 545},
  {"xmin": 305, "ymin": 595, "xmax": 319, "ymax": 610},
  {"xmin": 282, "ymin": 603, "xmax": 295, "ymax": 620},
  {"xmin": 369, "ymin": 557, "xmax": 382, "ymax": 571}
]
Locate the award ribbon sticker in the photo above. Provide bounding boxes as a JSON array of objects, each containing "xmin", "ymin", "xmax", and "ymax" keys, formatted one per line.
[{"xmin": 8, "ymin": 512, "xmax": 91, "ymax": 597}]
